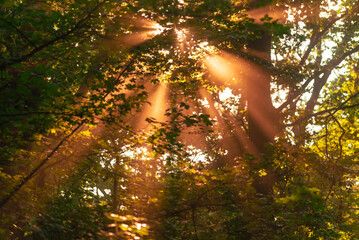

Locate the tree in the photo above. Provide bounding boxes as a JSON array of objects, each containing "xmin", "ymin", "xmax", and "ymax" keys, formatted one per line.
[{"xmin": 1, "ymin": 0, "xmax": 359, "ymax": 239}]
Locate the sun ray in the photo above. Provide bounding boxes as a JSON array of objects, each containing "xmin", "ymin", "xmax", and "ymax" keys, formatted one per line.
[
  {"xmin": 175, "ymin": 28, "xmax": 194, "ymax": 55},
  {"xmin": 202, "ymin": 49, "xmax": 281, "ymax": 157},
  {"xmin": 134, "ymin": 83, "xmax": 169, "ymax": 132},
  {"xmin": 203, "ymin": 52, "xmax": 244, "ymax": 88},
  {"xmin": 198, "ymin": 88, "xmax": 259, "ymax": 162},
  {"xmin": 120, "ymin": 18, "xmax": 165, "ymax": 47}
]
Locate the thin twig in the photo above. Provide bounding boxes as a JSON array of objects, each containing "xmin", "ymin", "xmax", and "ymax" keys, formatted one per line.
[
  {"xmin": 299, "ymin": 13, "xmax": 347, "ymax": 66},
  {"xmin": 286, "ymin": 91, "xmax": 359, "ymax": 127},
  {"xmin": 286, "ymin": 102, "xmax": 359, "ymax": 127}
]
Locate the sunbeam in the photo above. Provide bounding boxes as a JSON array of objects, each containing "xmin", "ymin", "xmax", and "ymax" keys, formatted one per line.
[
  {"xmin": 198, "ymin": 88, "xmax": 259, "ymax": 163},
  {"xmin": 203, "ymin": 52, "xmax": 243, "ymax": 87},
  {"xmin": 121, "ymin": 18, "xmax": 165, "ymax": 47},
  {"xmin": 175, "ymin": 28, "xmax": 193, "ymax": 55},
  {"xmin": 134, "ymin": 83, "xmax": 168, "ymax": 132},
  {"xmin": 202, "ymin": 49, "xmax": 281, "ymax": 157}
]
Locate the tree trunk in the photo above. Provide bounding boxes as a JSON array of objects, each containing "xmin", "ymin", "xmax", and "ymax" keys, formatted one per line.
[
  {"xmin": 112, "ymin": 157, "xmax": 119, "ymax": 211},
  {"xmin": 246, "ymin": 31, "xmax": 279, "ymax": 195}
]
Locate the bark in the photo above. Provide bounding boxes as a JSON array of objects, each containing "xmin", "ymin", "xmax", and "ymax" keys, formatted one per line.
[
  {"xmin": 112, "ymin": 157, "xmax": 119, "ymax": 211},
  {"xmin": 246, "ymin": 31, "xmax": 279, "ymax": 195},
  {"xmin": 247, "ymin": 32, "xmax": 276, "ymax": 151}
]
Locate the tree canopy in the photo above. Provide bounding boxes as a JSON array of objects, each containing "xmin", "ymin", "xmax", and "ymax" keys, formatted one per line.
[{"xmin": 0, "ymin": 0, "xmax": 359, "ymax": 239}]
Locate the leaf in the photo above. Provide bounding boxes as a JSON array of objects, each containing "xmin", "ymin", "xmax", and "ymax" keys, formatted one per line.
[{"xmin": 80, "ymin": 130, "xmax": 92, "ymax": 137}]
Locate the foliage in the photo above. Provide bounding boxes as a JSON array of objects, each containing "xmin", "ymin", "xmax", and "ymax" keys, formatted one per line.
[
  {"xmin": 23, "ymin": 168, "xmax": 111, "ymax": 240},
  {"xmin": 1, "ymin": 0, "xmax": 359, "ymax": 239}
]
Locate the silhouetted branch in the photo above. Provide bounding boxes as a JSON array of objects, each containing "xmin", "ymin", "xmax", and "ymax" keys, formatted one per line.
[
  {"xmin": 0, "ymin": 111, "xmax": 74, "ymax": 117},
  {"xmin": 299, "ymin": 13, "xmax": 347, "ymax": 66},
  {"xmin": 279, "ymin": 44, "xmax": 359, "ymax": 112},
  {"xmin": 0, "ymin": 120, "xmax": 86, "ymax": 209},
  {"xmin": 0, "ymin": 17, "xmax": 37, "ymax": 48},
  {"xmin": 286, "ymin": 101, "xmax": 359, "ymax": 127},
  {"xmin": 0, "ymin": 1, "xmax": 106, "ymax": 70}
]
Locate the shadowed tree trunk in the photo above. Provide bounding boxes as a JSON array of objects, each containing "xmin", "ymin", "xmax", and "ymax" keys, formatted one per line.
[{"xmin": 246, "ymin": 29, "xmax": 279, "ymax": 195}]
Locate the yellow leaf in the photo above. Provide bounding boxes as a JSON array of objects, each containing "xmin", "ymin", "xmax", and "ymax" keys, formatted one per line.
[{"xmin": 80, "ymin": 130, "xmax": 92, "ymax": 137}]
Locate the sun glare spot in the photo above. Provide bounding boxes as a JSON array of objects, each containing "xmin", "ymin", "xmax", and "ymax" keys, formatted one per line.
[
  {"xmin": 159, "ymin": 49, "xmax": 170, "ymax": 56},
  {"xmin": 121, "ymin": 19, "xmax": 165, "ymax": 47},
  {"xmin": 175, "ymin": 28, "xmax": 187, "ymax": 42},
  {"xmin": 151, "ymin": 23, "xmax": 165, "ymax": 35},
  {"xmin": 175, "ymin": 28, "xmax": 193, "ymax": 55},
  {"xmin": 175, "ymin": 28, "xmax": 189, "ymax": 54},
  {"xmin": 219, "ymin": 87, "xmax": 232, "ymax": 101},
  {"xmin": 200, "ymin": 41, "xmax": 208, "ymax": 47},
  {"xmin": 186, "ymin": 145, "xmax": 209, "ymax": 163},
  {"xmin": 199, "ymin": 97, "xmax": 209, "ymax": 108}
]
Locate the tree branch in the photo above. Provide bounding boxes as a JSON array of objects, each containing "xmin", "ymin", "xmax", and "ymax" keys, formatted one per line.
[
  {"xmin": 286, "ymin": 101, "xmax": 359, "ymax": 127},
  {"xmin": 0, "ymin": 17, "xmax": 37, "ymax": 48},
  {"xmin": 305, "ymin": 71, "xmax": 330, "ymax": 114},
  {"xmin": 278, "ymin": 44, "xmax": 359, "ymax": 112},
  {"xmin": 0, "ymin": 120, "xmax": 86, "ymax": 209},
  {"xmin": 0, "ymin": 111, "xmax": 74, "ymax": 117},
  {"xmin": 0, "ymin": 1, "xmax": 106, "ymax": 70},
  {"xmin": 326, "ymin": 45, "xmax": 359, "ymax": 70},
  {"xmin": 299, "ymin": 13, "xmax": 347, "ymax": 66},
  {"xmin": 277, "ymin": 75, "xmax": 315, "ymax": 111}
]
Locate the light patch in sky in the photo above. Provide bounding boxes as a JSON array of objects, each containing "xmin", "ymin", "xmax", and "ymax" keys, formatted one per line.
[
  {"xmin": 199, "ymin": 97, "xmax": 210, "ymax": 108},
  {"xmin": 306, "ymin": 124, "xmax": 322, "ymax": 135},
  {"xmin": 122, "ymin": 146, "xmax": 150, "ymax": 160},
  {"xmin": 271, "ymin": 83, "xmax": 289, "ymax": 108},
  {"xmin": 219, "ymin": 87, "xmax": 232, "ymax": 101},
  {"xmin": 320, "ymin": 0, "xmax": 344, "ymax": 18},
  {"xmin": 120, "ymin": 19, "xmax": 165, "ymax": 46},
  {"xmin": 187, "ymin": 145, "xmax": 209, "ymax": 163}
]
